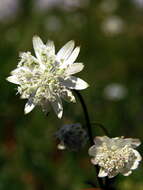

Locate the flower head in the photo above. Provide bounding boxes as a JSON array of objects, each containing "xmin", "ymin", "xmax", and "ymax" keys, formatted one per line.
[
  {"xmin": 88, "ymin": 136, "xmax": 142, "ymax": 178},
  {"xmin": 56, "ymin": 123, "xmax": 88, "ymax": 151},
  {"xmin": 7, "ymin": 36, "xmax": 89, "ymax": 118}
]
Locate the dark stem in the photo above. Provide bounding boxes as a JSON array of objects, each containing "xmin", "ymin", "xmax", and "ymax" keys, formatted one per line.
[
  {"xmin": 91, "ymin": 122, "xmax": 110, "ymax": 137},
  {"xmin": 73, "ymin": 90, "xmax": 104, "ymax": 188},
  {"xmin": 74, "ymin": 90, "xmax": 93, "ymax": 145}
]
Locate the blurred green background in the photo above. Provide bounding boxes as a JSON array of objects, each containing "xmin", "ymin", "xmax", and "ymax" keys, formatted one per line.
[{"xmin": 0, "ymin": 0, "xmax": 143, "ymax": 189}]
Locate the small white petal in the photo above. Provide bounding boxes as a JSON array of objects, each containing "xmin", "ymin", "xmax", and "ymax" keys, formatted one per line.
[
  {"xmin": 98, "ymin": 168, "xmax": 108, "ymax": 178},
  {"xmin": 61, "ymin": 89, "xmax": 76, "ymax": 103},
  {"xmin": 7, "ymin": 76, "xmax": 20, "ymax": 84},
  {"xmin": 24, "ymin": 102, "xmax": 35, "ymax": 114},
  {"xmin": 33, "ymin": 35, "xmax": 44, "ymax": 49},
  {"xmin": 94, "ymin": 136, "xmax": 110, "ymax": 145},
  {"xmin": 65, "ymin": 63, "xmax": 84, "ymax": 75},
  {"xmin": 11, "ymin": 67, "xmax": 21, "ymax": 75},
  {"xmin": 11, "ymin": 66, "xmax": 31, "ymax": 75},
  {"xmin": 46, "ymin": 40, "xmax": 55, "ymax": 55},
  {"xmin": 133, "ymin": 149, "xmax": 142, "ymax": 162},
  {"xmin": 122, "ymin": 170, "xmax": 132, "ymax": 176},
  {"xmin": 88, "ymin": 145, "xmax": 97, "ymax": 157},
  {"xmin": 108, "ymin": 172, "xmax": 118, "ymax": 178},
  {"xmin": 131, "ymin": 149, "xmax": 142, "ymax": 170},
  {"xmin": 57, "ymin": 40, "xmax": 75, "ymax": 61},
  {"xmin": 91, "ymin": 158, "xmax": 98, "ymax": 165},
  {"xmin": 125, "ymin": 138, "xmax": 141, "ymax": 148},
  {"xmin": 131, "ymin": 160, "xmax": 140, "ymax": 170},
  {"xmin": 65, "ymin": 46, "xmax": 80, "ymax": 66},
  {"xmin": 60, "ymin": 76, "xmax": 89, "ymax": 90},
  {"xmin": 57, "ymin": 142, "xmax": 66, "ymax": 150},
  {"xmin": 33, "ymin": 35, "xmax": 44, "ymax": 60},
  {"xmin": 51, "ymin": 96, "xmax": 63, "ymax": 119},
  {"xmin": 20, "ymin": 94, "xmax": 28, "ymax": 99}
]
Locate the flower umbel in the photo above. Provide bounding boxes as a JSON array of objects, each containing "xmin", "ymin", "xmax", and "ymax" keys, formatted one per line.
[
  {"xmin": 88, "ymin": 136, "xmax": 142, "ymax": 178},
  {"xmin": 7, "ymin": 36, "xmax": 89, "ymax": 118}
]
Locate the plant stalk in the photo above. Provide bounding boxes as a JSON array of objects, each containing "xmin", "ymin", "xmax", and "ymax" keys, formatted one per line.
[{"xmin": 74, "ymin": 90, "xmax": 104, "ymax": 188}]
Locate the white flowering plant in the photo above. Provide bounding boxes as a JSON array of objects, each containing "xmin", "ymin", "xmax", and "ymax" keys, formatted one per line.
[{"xmin": 7, "ymin": 35, "xmax": 142, "ymax": 189}]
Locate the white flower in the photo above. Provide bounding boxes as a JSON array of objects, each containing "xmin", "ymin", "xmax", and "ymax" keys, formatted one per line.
[
  {"xmin": 88, "ymin": 136, "xmax": 142, "ymax": 178},
  {"xmin": 7, "ymin": 36, "xmax": 89, "ymax": 118}
]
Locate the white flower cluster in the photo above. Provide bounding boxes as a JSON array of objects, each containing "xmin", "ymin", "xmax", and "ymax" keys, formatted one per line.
[
  {"xmin": 88, "ymin": 136, "xmax": 142, "ymax": 178},
  {"xmin": 7, "ymin": 36, "xmax": 88, "ymax": 118}
]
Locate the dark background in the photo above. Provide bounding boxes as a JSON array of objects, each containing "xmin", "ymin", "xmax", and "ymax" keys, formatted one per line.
[{"xmin": 0, "ymin": 0, "xmax": 143, "ymax": 189}]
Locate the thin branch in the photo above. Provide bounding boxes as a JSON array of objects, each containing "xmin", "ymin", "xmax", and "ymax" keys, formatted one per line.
[
  {"xmin": 91, "ymin": 122, "xmax": 110, "ymax": 137},
  {"xmin": 74, "ymin": 90, "xmax": 93, "ymax": 145},
  {"xmin": 73, "ymin": 90, "xmax": 104, "ymax": 188}
]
